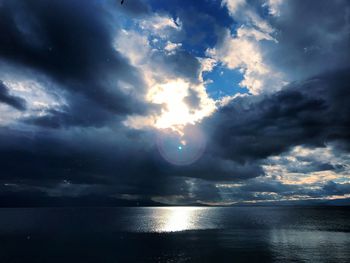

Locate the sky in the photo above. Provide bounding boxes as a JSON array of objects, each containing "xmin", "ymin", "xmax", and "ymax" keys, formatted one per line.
[{"xmin": 0, "ymin": 0, "xmax": 349, "ymax": 206}]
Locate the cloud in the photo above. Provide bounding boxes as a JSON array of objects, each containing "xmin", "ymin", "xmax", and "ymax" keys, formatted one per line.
[
  {"xmin": 183, "ymin": 88, "xmax": 201, "ymax": 110},
  {"xmin": 0, "ymin": 0, "xmax": 349, "ymax": 205},
  {"xmin": 164, "ymin": 41, "xmax": 182, "ymax": 54},
  {"xmin": 207, "ymin": 29, "xmax": 284, "ymax": 94},
  {"xmin": 0, "ymin": 72, "xmax": 68, "ymax": 127},
  {"xmin": 267, "ymin": 0, "xmax": 350, "ymax": 81},
  {"xmin": 114, "ymin": 19, "xmax": 216, "ymax": 132},
  {"xmin": 0, "ymin": 80, "xmax": 26, "ymax": 111},
  {"xmin": 206, "ymin": 69, "xmax": 350, "ymax": 163},
  {"xmin": 0, "ymin": 0, "xmax": 150, "ymax": 129},
  {"xmin": 215, "ymin": 147, "xmax": 350, "ymax": 203},
  {"xmin": 212, "ymin": 0, "xmax": 350, "ymax": 96},
  {"xmin": 139, "ymin": 14, "xmax": 181, "ymax": 37},
  {"xmin": 263, "ymin": 145, "xmax": 350, "ymax": 187},
  {"xmin": 264, "ymin": 0, "xmax": 283, "ymax": 16},
  {"xmin": 221, "ymin": 0, "xmax": 246, "ymax": 16},
  {"xmin": 207, "ymin": 0, "xmax": 286, "ymax": 94}
]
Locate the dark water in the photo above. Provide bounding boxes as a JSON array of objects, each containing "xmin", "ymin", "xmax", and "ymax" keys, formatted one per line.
[{"xmin": 0, "ymin": 207, "xmax": 349, "ymax": 262}]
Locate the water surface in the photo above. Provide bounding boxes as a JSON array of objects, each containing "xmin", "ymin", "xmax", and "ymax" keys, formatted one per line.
[{"xmin": 0, "ymin": 207, "xmax": 349, "ymax": 262}]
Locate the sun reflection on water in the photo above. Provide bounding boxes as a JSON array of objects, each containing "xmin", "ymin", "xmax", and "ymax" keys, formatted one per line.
[
  {"xmin": 127, "ymin": 207, "xmax": 215, "ymax": 233},
  {"xmin": 141, "ymin": 207, "xmax": 213, "ymax": 233},
  {"xmin": 159, "ymin": 207, "xmax": 198, "ymax": 232}
]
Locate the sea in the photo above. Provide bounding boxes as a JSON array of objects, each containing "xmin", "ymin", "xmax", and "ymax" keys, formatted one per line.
[{"xmin": 0, "ymin": 206, "xmax": 349, "ymax": 262}]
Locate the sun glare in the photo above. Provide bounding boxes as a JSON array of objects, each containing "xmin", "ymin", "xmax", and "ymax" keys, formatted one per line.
[
  {"xmin": 124, "ymin": 79, "xmax": 212, "ymax": 165},
  {"xmin": 147, "ymin": 79, "xmax": 215, "ymax": 133}
]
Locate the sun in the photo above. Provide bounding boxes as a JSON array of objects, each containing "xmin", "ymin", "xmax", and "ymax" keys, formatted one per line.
[
  {"xmin": 123, "ymin": 79, "xmax": 215, "ymax": 143},
  {"xmin": 147, "ymin": 79, "xmax": 215, "ymax": 133}
]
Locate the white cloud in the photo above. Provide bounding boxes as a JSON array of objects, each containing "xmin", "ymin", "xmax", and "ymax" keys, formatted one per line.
[
  {"xmin": 164, "ymin": 41, "xmax": 182, "ymax": 54},
  {"xmin": 265, "ymin": 0, "xmax": 284, "ymax": 16},
  {"xmin": 207, "ymin": 1, "xmax": 286, "ymax": 94},
  {"xmin": 263, "ymin": 145, "xmax": 350, "ymax": 185},
  {"xmin": 236, "ymin": 26, "xmax": 276, "ymax": 42},
  {"xmin": 198, "ymin": 57, "xmax": 217, "ymax": 82},
  {"xmin": 138, "ymin": 14, "xmax": 181, "ymax": 38},
  {"xmin": 222, "ymin": 0, "xmax": 275, "ymax": 33},
  {"xmin": 115, "ymin": 29, "xmax": 151, "ymax": 65},
  {"xmin": 217, "ymin": 92, "xmax": 248, "ymax": 107},
  {"xmin": 207, "ymin": 29, "xmax": 284, "ymax": 94},
  {"xmin": 221, "ymin": 0, "xmax": 246, "ymax": 16}
]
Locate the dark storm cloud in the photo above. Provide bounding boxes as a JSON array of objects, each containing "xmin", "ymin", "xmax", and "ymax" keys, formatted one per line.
[
  {"xmin": 322, "ymin": 181, "xmax": 350, "ymax": 196},
  {"xmin": 205, "ymin": 69, "xmax": 350, "ymax": 163},
  {"xmin": 286, "ymin": 161, "xmax": 335, "ymax": 174},
  {"xmin": 267, "ymin": 0, "xmax": 350, "ymax": 80},
  {"xmin": 0, "ymin": 127, "xmax": 155, "ymax": 184},
  {"xmin": 168, "ymin": 156, "xmax": 264, "ymax": 181},
  {"xmin": 1, "ymin": 69, "xmax": 349, "ymax": 204},
  {"xmin": 0, "ymin": 0, "xmax": 150, "ymax": 128},
  {"xmin": 0, "ymin": 125, "xmax": 200, "ymax": 202},
  {"xmin": 0, "ymin": 80, "xmax": 26, "ymax": 111},
  {"xmin": 0, "ymin": 123, "xmax": 260, "ymax": 198}
]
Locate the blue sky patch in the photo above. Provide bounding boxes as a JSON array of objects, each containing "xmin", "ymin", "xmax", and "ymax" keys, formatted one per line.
[{"xmin": 203, "ymin": 65, "xmax": 248, "ymax": 100}]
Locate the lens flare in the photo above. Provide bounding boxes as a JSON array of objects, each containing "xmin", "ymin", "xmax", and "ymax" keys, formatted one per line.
[{"xmin": 157, "ymin": 125, "xmax": 206, "ymax": 166}]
